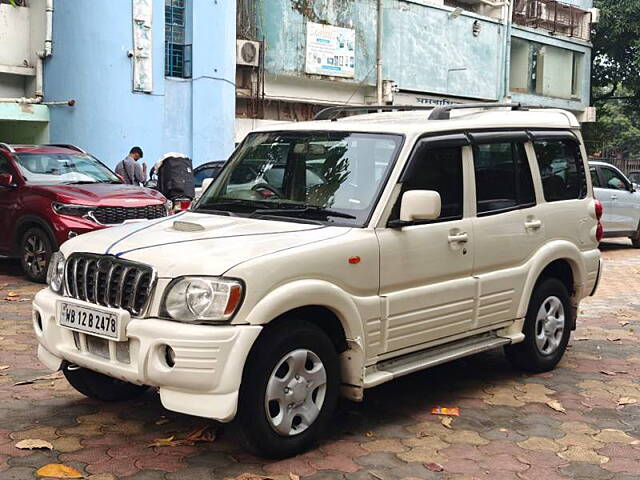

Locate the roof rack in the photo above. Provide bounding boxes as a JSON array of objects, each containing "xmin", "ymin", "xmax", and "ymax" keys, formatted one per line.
[
  {"xmin": 428, "ymin": 102, "xmax": 527, "ymax": 120},
  {"xmin": 0, "ymin": 142, "xmax": 15, "ymax": 153},
  {"xmin": 44, "ymin": 144, "xmax": 87, "ymax": 153},
  {"xmin": 314, "ymin": 105, "xmax": 436, "ymax": 121}
]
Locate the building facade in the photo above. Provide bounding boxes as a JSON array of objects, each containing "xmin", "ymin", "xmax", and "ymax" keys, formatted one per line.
[
  {"xmin": 236, "ymin": 0, "xmax": 596, "ymax": 140},
  {"xmin": 0, "ymin": 0, "xmax": 50, "ymax": 144},
  {"xmin": 43, "ymin": 0, "xmax": 236, "ymax": 169}
]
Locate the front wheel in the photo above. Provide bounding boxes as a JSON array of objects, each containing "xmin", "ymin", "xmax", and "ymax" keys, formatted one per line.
[
  {"xmin": 505, "ymin": 277, "xmax": 571, "ymax": 373},
  {"xmin": 20, "ymin": 227, "xmax": 53, "ymax": 283},
  {"xmin": 62, "ymin": 362, "xmax": 148, "ymax": 402},
  {"xmin": 236, "ymin": 321, "xmax": 340, "ymax": 459}
]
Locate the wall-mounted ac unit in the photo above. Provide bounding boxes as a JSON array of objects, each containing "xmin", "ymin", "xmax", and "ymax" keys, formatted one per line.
[{"xmin": 237, "ymin": 39, "xmax": 260, "ymax": 67}]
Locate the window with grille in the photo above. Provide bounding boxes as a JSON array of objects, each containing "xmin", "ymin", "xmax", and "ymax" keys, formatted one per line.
[{"xmin": 165, "ymin": 0, "xmax": 192, "ymax": 78}]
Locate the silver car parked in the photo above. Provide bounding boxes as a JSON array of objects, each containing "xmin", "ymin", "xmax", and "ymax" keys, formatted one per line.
[{"xmin": 590, "ymin": 161, "xmax": 640, "ymax": 246}]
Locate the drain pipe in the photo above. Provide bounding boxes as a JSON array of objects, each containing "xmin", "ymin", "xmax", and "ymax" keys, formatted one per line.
[
  {"xmin": 44, "ymin": 0, "xmax": 54, "ymax": 57},
  {"xmin": 502, "ymin": 0, "xmax": 513, "ymax": 101},
  {"xmin": 376, "ymin": 0, "xmax": 384, "ymax": 104}
]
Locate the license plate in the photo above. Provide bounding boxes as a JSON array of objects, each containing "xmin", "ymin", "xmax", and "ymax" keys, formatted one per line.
[{"xmin": 58, "ymin": 302, "xmax": 123, "ymax": 340}]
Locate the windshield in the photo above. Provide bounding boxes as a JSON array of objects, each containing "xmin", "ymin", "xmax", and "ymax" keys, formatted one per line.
[
  {"xmin": 195, "ymin": 131, "xmax": 403, "ymax": 226},
  {"xmin": 15, "ymin": 153, "xmax": 120, "ymax": 185}
]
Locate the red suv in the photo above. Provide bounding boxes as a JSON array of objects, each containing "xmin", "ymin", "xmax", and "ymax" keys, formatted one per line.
[{"xmin": 0, "ymin": 143, "xmax": 168, "ymax": 282}]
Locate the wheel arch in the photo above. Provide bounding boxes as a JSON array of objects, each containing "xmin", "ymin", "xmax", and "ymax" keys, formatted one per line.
[{"xmin": 14, "ymin": 215, "xmax": 58, "ymax": 254}]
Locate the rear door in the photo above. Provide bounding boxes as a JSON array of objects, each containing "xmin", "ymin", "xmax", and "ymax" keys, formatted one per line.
[{"xmin": 469, "ymin": 131, "xmax": 544, "ymax": 328}]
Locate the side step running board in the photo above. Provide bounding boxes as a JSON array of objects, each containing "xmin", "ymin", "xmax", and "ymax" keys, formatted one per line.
[{"xmin": 364, "ymin": 333, "xmax": 511, "ymax": 388}]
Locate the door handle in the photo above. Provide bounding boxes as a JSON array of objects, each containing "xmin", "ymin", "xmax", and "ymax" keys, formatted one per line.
[
  {"xmin": 611, "ymin": 195, "xmax": 618, "ymax": 200},
  {"xmin": 448, "ymin": 232, "xmax": 469, "ymax": 244},
  {"xmin": 524, "ymin": 219, "xmax": 543, "ymax": 230}
]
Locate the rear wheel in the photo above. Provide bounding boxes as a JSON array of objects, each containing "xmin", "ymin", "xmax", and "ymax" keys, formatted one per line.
[
  {"xmin": 236, "ymin": 321, "xmax": 340, "ymax": 459},
  {"xmin": 62, "ymin": 362, "xmax": 148, "ymax": 402},
  {"xmin": 630, "ymin": 225, "xmax": 640, "ymax": 248},
  {"xmin": 20, "ymin": 227, "xmax": 52, "ymax": 283},
  {"xmin": 505, "ymin": 277, "xmax": 571, "ymax": 372}
]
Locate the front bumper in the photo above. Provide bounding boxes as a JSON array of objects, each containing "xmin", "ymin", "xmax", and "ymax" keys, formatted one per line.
[{"xmin": 32, "ymin": 288, "xmax": 261, "ymax": 422}]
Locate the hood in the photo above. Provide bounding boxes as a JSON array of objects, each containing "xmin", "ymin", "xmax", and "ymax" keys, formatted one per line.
[
  {"xmin": 29, "ymin": 183, "xmax": 166, "ymax": 206},
  {"xmin": 60, "ymin": 212, "xmax": 349, "ymax": 277}
]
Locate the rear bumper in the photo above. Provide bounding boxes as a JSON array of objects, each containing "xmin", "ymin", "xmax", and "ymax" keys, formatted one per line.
[
  {"xmin": 590, "ymin": 258, "xmax": 603, "ymax": 297},
  {"xmin": 32, "ymin": 288, "xmax": 261, "ymax": 422}
]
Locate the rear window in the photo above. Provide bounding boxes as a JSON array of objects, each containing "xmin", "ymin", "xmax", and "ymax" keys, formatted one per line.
[{"xmin": 533, "ymin": 140, "xmax": 586, "ymax": 202}]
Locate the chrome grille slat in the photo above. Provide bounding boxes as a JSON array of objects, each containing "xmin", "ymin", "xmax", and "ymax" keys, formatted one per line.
[{"xmin": 64, "ymin": 254, "xmax": 154, "ymax": 317}]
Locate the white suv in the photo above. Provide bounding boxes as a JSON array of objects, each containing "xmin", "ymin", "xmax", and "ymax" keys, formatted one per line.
[{"xmin": 33, "ymin": 103, "xmax": 602, "ymax": 458}]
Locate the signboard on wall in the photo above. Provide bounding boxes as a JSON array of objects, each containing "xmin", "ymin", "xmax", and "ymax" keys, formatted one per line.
[
  {"xmin": 305, "ymin": 22, "xmax": 355, "ymax": 78},
  {"xmin": 132, "ymin": 0, "xmax": 153, "ymax": 93}
]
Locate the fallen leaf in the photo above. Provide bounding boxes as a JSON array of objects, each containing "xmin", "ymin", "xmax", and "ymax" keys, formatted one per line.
[
  {"xmin": 7, "ymin": 291, "xmax": 18, "ymax": 297},
  {"xmin": 185, "ymin": 425, "xmax": 216, "ymax": 443},
  {"xmin": 16, "ymin": 439, "xmax": 53, "ymax": 450},
  {"xmin": 431, "ymin": 407, "xmax": 459, "ymax": 416},
  {"xmin": 574, "ymin": 337, "xmax": 589, "ymax": 341},
  {"xmin": 35, "ymin": 463, "xmax": 83, "ymax": 478},
  {"xmin": 289, "ymin": 474, "xmax": 300, "ymax": 480},
  {"xmin": 14, "ymin": 371, "xmax": 64, "ymax": 386},
  {"xmin": 5, "ymin": 296, "xmax": 20, "ymax": 302},
  {"xmin": 368, "ymin": 471, "xmax": 384, "ymax": 480},
  {"xmin": 601, "ymin": 370, "xmax": 617, "ymax": 376},
  {"xmin": 546, "ymin": 400, "xmax": 566, "ymax": 413},
  {"xmin": 424, "ymin": 462, "xmax": 444, "ymax": 472},
  {"xmin": 155, "ymin": 417, "xmax": 170, "ymax": 425},
  {"xmin": 499, "ymin": 428, "xmax": 509, "ymax": 433},
  {"xmin": 618, "ymin": 397, "xmax": 638, "ymax": 407},
  {"xmin": 365, "ymin": 431, "xmax": 374, "ymax": 438},
  {"xmin": 0, "ymin": 366, "xmax": 9, "ymax": 371},
  {"xmin": 619, "ymin": 321, "xmax": 630, "ymax": 327},
  {"xmin": 441, "ymin": 416, "xmax": 453, "ymax": 429},
  {"xmin": 607, "ymin": 337, "xmax": 622, "ymax": 342},
  {"xmin": 147, "ymin": 435, "xmax": 181, "ymax": 448}
]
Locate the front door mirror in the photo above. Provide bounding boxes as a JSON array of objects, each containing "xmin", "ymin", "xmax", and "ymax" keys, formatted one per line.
[
  {"xmin": 400, "ymin": 190, "xmax": 441, "ymax": 222},
  {"xmin": 0, "ymin": 173, "xmax": 14, "ymax": 188}
]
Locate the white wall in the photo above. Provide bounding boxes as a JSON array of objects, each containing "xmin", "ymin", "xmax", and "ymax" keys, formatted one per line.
[{"xmin": 0, "ymin": 4, "xmax": 31, "ymax": 67}]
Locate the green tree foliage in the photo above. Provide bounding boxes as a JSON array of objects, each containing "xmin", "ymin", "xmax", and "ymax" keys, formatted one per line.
[{"xmin": 584, "ymin": 1, "xmax": 640, "ymax": 157}]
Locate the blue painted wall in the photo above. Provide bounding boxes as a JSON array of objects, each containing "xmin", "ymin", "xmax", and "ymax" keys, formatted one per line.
[{"xmin": 44, "ymin": 0, "xmax": 235, "ymax": 169}]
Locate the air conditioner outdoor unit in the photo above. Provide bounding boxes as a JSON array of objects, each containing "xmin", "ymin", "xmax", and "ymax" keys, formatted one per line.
[{"xmin": 236, "ymin": 39, "xmax": 260, "ymax": 67}]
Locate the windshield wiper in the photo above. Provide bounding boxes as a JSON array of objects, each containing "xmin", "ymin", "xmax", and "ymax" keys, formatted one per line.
[
  {"xmin": 251, "ymin": 205, "xmax": 357, "ymax": 220},
  {"xmin": 63, "ymin": 181, "xmax": 99, "ymax": 185}
]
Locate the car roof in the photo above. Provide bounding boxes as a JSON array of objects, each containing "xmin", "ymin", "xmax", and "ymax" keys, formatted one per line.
[
  {"xmin": 250, "ymin": 108, "xmax": 580, "ymax": 136},
  {"xmin": 195, "ymin": 161, "xmax": 225, "ymax": 169},
  {"xmin": 2, "ymin": 144, "xmax": 85, "ymax": 155},
  {"xmin": 589, "ymin": 160, "xmax": 617, "ymax": 167}
]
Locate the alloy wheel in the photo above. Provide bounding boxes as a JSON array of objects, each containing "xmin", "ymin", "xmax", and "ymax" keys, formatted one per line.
[
  {"xmin": 534, "ymin": 295, "xmax": 565, "ymax": 355},
  {"xmin": 23, "ymin": 234, "xmax": 47, "ymax": 277}
]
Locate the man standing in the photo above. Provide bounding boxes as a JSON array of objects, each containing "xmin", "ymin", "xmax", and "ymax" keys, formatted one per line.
[{"xmin": 115, "ymin": 146, "xmax": 147, "ymax": 185}]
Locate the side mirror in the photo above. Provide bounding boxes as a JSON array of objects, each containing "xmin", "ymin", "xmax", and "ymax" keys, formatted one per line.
[
  {"xmin": 201, "ymin": 177, "xmax": 213, "ymax": 191},
  {"xmin": 0, "ymin": 173, "xmax": 14, "ymax": 188},
  {"xmin": 400, "ymin": 190, "xmax": 441, "ymax": 222}
]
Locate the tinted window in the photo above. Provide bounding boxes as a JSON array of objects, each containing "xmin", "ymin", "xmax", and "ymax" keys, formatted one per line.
[
  {"xmin": 0, "ymin": 156, "xmax": 13, "ymax": 175},
  {"xmin": 474, "ymin": 142, "xmax": 535, "ymax": 215},
  {"xmin": 590, "ymin": 167, "xmax": 601, "ymax": 188},
  {"xmin": 600, "ymin": 167, "xmax": 629, "ymax": 191},
  {"xmin": 396, "ymin": 146, "xmax": 464, "ymax": 221},
  {"xmin": 533, "ymin": 140, "xmax": 586, "ymax": 201},
  {"xmin": 194, "ymin": 166, "xmax": 222, "ymax": 187}
]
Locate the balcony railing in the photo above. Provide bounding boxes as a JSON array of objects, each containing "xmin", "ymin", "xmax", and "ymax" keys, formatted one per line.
[{"xmin": 512, "ymin": 0, "xmax": 592, "ymax": 42}]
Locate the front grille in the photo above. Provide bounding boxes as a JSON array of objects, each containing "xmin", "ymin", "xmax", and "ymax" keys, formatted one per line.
[
  {"xmin": 65, "ymin": 254, "xmax": 154, "ymax": 316},
  {"xmin": 91, "ymin": 204, "xmax": 166, "ymax": 225}
]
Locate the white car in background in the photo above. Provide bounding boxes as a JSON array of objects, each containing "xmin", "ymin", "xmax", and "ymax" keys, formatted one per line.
[{"xmin": 589, "ymin": 161, "xmax": 640, "ymax": 246}]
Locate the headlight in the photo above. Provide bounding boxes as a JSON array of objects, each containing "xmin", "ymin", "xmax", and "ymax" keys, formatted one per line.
[
  {"xmin": 46, "ymin": 252, "xmax": 66, "ymax": 294},
  {"xmin": 52, "ymin": 202, "xmax": 94, "ymax": 217},
  {"xmin": 162, "ymin": 277, "xmax": 243, "ymax": 323}
]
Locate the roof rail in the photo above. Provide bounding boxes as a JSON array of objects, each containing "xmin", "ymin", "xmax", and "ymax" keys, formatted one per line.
[
  {"xmin": 428, "ymin": 102, "xmax": 526, "ymax": 120},
  {"xmin": 314, "ymin": 105, "xmax": 436, "ymax": 121},
  {"xmin": 0, "ymin": 142, "xmax": 15, "ymax": 153},
  {"xmin": 44, "ymin": 144, "xmax": 87, "ymax": 153}
]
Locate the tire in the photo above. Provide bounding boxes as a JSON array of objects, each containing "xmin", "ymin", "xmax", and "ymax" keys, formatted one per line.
[
  {"xmin": 20, "ymin": 227, "xmax": 53, "ymax": 283},
  {"xmin": 62, "ymin": 362, "xmax": 148, "ymax": 402},
  {"xmin": 236, "ymin": 321, "xmax": 340, "ymax": 459},
  {"xmin": 505, "ymin": 277, "xmax": 572, "ymax": 373}
]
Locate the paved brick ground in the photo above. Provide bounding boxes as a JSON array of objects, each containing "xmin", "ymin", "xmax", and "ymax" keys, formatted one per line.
[{"xmin": 1, "ymin": 241, "xmax": 640, "ymax": 479}]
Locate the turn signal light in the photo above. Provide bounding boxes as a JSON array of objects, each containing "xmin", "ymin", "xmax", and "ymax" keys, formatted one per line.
[{"xmin": 173, "ymin": 200, "xmax": 191, "ymax": 211}]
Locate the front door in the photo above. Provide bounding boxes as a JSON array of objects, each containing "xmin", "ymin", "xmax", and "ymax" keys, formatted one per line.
[
  {"xmin": 377, "ymin": 138, "xmax": 475, "ymax": 355},
  {"xmin": 598, "ymin": 165, "xmax": 639, "ymax": 233},
  {"xmin": 0, "ymin": 154, "xmax": 20, "ymax": 254}
]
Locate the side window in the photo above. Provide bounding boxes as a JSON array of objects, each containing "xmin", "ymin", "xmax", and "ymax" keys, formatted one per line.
[
  {"xmin": 600, "ymin": 167, "xmax": 629, "ymax": 191},
  {"xmin": 0, "ymin": 156, "xmax": 13, "ymax": 175},
  {"xmin": 533, "ymin": 139, "xmax": 587, "ymax": 201},
  {"xmin": 395, "ymin": 145, "xmax": 464, "ymax": 222},
  {"xmin": 474, "ymin": 142, "xmax": 535, "ymax": 215},
  {"xmin": 590, "ymin": 167, "xmax": 601, "ymax": 188}
]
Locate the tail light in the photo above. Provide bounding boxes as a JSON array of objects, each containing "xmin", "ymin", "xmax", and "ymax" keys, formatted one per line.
[
  {"xmin": 594, "ymin": 199, "xmax": 604, "ymax": 242},
  {"xmin": 173, "ymin": 199, "xmax": 191, "ymax": 212}
]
